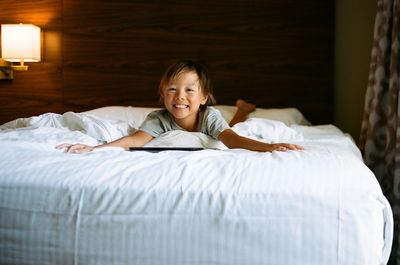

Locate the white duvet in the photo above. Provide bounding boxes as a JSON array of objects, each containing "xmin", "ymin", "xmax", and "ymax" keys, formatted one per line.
[
  {"xmin": 0, "ymin": 112, "xmax": 393, "ymax": 265},
  {"xmin": 0, "ymin": 111, "xmax": 358, "ymax": 154}
]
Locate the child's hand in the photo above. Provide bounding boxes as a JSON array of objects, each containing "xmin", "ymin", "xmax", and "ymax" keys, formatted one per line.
[
  {"xmin": 266, "ymin": 143, "xmax": 304, "ymax": 152},
  {"xmin": 56, "ymin": 143, "xmax": 94, "ymax": 153}
]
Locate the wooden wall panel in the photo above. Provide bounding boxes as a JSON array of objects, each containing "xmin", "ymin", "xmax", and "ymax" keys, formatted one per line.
[
  {"xmin": 63, "ymin": 0, "xmax": 334, "ymax": 124},
  {"xmin": 0, "ymin": 0, "xmax": 333, "ymax": 125},
  {"xmin": 0, "ymin": 0, "xmax": 63, "ymax": 123}
]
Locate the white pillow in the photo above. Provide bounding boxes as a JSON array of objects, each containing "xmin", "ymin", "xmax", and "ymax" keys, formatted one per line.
[
  {"xmin": 214, "ymin": 105, "xmax": 310, "ymax": 126},
  {"xmin": 144, "ymin": 130, "xmax": 227, "ymax": 149},
  {"xmin": 83, "ymin": 106, "xmax": 161, "ymax": 128},
  {"xmin": 83, "ymin": 105, "xmax": 309, "ymax": 128}
]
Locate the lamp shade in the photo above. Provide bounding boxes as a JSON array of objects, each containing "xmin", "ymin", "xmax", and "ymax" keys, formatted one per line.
[{"xmin": 1, "ymin": 24, "xmax": 41, "ymax": 62}]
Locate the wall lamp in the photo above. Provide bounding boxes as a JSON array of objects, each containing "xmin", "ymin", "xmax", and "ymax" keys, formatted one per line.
[{"xmin": 0, "ymin": 24, "xmax": 41, "ymax": 80}]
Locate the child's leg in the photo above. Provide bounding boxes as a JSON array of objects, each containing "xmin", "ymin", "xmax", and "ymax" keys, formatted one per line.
[{"xmin": 229, "ymin": 99, "xmax": 256, "ymax": 127}]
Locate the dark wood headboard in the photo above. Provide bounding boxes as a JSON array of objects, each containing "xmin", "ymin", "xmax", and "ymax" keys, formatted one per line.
[{"xmin": 0, "ymin": 0, "xmax": 333, "ymax": 125}]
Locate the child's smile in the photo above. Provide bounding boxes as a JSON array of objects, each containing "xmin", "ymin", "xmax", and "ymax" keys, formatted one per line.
[
  {"xmin": 171, "ymin": 103, "xmax": 190, "ymax": 116},
  {"xmin": 173, "ymin": 104, "xmax": 189, "ymax": 109}
]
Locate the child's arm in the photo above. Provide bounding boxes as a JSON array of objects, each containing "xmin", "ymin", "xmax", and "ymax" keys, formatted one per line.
[
  {"xmin": 219, "ymin": 129, "xmax": 303, "ymax": 152},
  {"xmin": 56, "ymin": 130, "xmax": 154, "ymax": 153}
]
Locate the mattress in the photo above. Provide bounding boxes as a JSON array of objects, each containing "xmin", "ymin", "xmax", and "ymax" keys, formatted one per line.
[{"xmin": 0, "ymin": 111, "xmax": 393, "ymax": 265}]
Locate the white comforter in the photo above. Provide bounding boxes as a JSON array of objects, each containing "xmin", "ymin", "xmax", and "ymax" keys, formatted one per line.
[{"xmin": 0, "ymin": 112, "xmax": 393, "ymax": 265}]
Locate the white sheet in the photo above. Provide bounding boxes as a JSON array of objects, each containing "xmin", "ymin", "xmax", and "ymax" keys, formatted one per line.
[
  {"xmin": 81, "ymin": 105, "xmax": 311, "ymax": 127},
  {"xmin": 0, "ymin": 113, "xmax": 393, "ymax": 265}
]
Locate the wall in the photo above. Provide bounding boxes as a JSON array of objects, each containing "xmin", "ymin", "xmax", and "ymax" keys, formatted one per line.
[
  {"xmin": 0, "ymin": 0, "xmax": 334, "ymax": 125},
  {"xmin": 334, "ymin": 0, "xmax": 377, "ymax": 142}
]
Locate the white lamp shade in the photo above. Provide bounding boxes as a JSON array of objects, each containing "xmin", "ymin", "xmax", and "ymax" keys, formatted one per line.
[{"xmin": 1, "ymin": 24, "xmax": 41, "ymax": 62}]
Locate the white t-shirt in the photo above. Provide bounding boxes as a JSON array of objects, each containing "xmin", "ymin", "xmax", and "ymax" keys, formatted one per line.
[{"xmin": 139, "ymin": 106, "xmax": 230, "ymax": 140}]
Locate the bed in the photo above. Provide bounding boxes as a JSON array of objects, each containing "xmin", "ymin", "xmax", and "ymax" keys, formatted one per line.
[{"xmin": 0, "ymin": 105, "xmax": 393, "ymax": 265}]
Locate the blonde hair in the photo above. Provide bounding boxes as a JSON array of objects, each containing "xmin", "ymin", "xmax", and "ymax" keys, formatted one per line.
[{"xmin": 159, "ymin": 60, "xmax": 216, "ymax": 106}]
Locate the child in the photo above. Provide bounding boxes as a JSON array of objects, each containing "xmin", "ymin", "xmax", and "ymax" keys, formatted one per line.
[{"xmin": 57, "ymin": 60, "xmax": 303, "ymax": 153}]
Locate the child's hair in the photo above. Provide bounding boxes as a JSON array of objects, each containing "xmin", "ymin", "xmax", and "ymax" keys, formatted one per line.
[{"xmin": 159, "ymin": 60, "xmax": 216, "ymax": 106}]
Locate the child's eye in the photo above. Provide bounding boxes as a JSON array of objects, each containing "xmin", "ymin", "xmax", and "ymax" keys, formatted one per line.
[
  {"xmin": 186, "ymin": 88, "xmax": 195, "ymax": 93},
  {"xmin": 167, "ymin": 88, "xmax": 176, "ymax": 92}
]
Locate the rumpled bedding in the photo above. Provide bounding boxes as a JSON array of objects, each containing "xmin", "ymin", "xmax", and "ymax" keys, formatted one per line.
[
  {"xmin": 0, "ymin": 111, "xmax": 393, "ymax": 265},
  {"xmin": 0, "ymin": 112, "xmax": 360, "ymax": 157}
]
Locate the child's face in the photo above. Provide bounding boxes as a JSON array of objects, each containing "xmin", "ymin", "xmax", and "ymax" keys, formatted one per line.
[{"xmin": 162, "ymin": 71, "xmax": 208, "ymax": 125}]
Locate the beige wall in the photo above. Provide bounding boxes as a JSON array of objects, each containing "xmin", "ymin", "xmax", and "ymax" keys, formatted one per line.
[{"xmin": 334, "ymin": 0, "xmax": 377, "ymax": 142}]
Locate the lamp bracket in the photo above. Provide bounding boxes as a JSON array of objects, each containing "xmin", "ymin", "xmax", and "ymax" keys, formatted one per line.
[
  {"xmin": 12, "ymin": 65, "xmax": 28, "ymax": 71},
  {"xmin": 0, "ymin": 59, "xmax": 13, "ymax": 80}
]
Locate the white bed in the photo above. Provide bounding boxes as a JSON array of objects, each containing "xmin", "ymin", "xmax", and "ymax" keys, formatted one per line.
[{"xmin": 0, "ymin": 106, "xmax": 393, "ymax": 265}]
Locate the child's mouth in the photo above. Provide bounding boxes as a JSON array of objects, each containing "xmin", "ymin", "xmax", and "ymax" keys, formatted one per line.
[{"xmin": 173, "ymin": 104, "xmax": 189, "ymax": 109}]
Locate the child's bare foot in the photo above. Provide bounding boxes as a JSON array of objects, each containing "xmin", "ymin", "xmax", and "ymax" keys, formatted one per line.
[
  {"xmin": 236, "ymin": 99, "xmax": 256, "ymax": 114},
  {"xmin": 229, "ymin": 99, "xmax": 257, "ymax": 127}
]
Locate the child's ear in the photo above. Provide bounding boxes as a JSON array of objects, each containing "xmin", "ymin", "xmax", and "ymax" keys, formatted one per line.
[{"xmin": 201, "ymin": 94, "xmax": 208, "ymax": 105}]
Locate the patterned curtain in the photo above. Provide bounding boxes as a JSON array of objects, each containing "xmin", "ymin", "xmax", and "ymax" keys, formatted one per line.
[{"xmin": 359, "ymin": 0, "xmax": 400, "ymax": 264}]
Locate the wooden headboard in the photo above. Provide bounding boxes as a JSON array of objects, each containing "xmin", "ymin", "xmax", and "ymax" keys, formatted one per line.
[{"xmin": 0, "ymin": 0, "xmax": 333, "ymax": 125}]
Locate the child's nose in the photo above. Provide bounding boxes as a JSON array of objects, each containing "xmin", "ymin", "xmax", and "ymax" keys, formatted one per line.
[{"xmin": 175, "ymin": 90, "xmax": 185, "ymax": 99}]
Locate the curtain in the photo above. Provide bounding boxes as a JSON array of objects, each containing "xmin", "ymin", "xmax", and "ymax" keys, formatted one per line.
[{"xmin": 359, "ymin": 0, "xmax": 400, "ymax": 264}]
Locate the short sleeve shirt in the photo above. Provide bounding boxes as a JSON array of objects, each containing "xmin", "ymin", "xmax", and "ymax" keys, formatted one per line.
[{"xmin": 138, "ymin": 106, "xmax": 230, "ymax": 140}]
